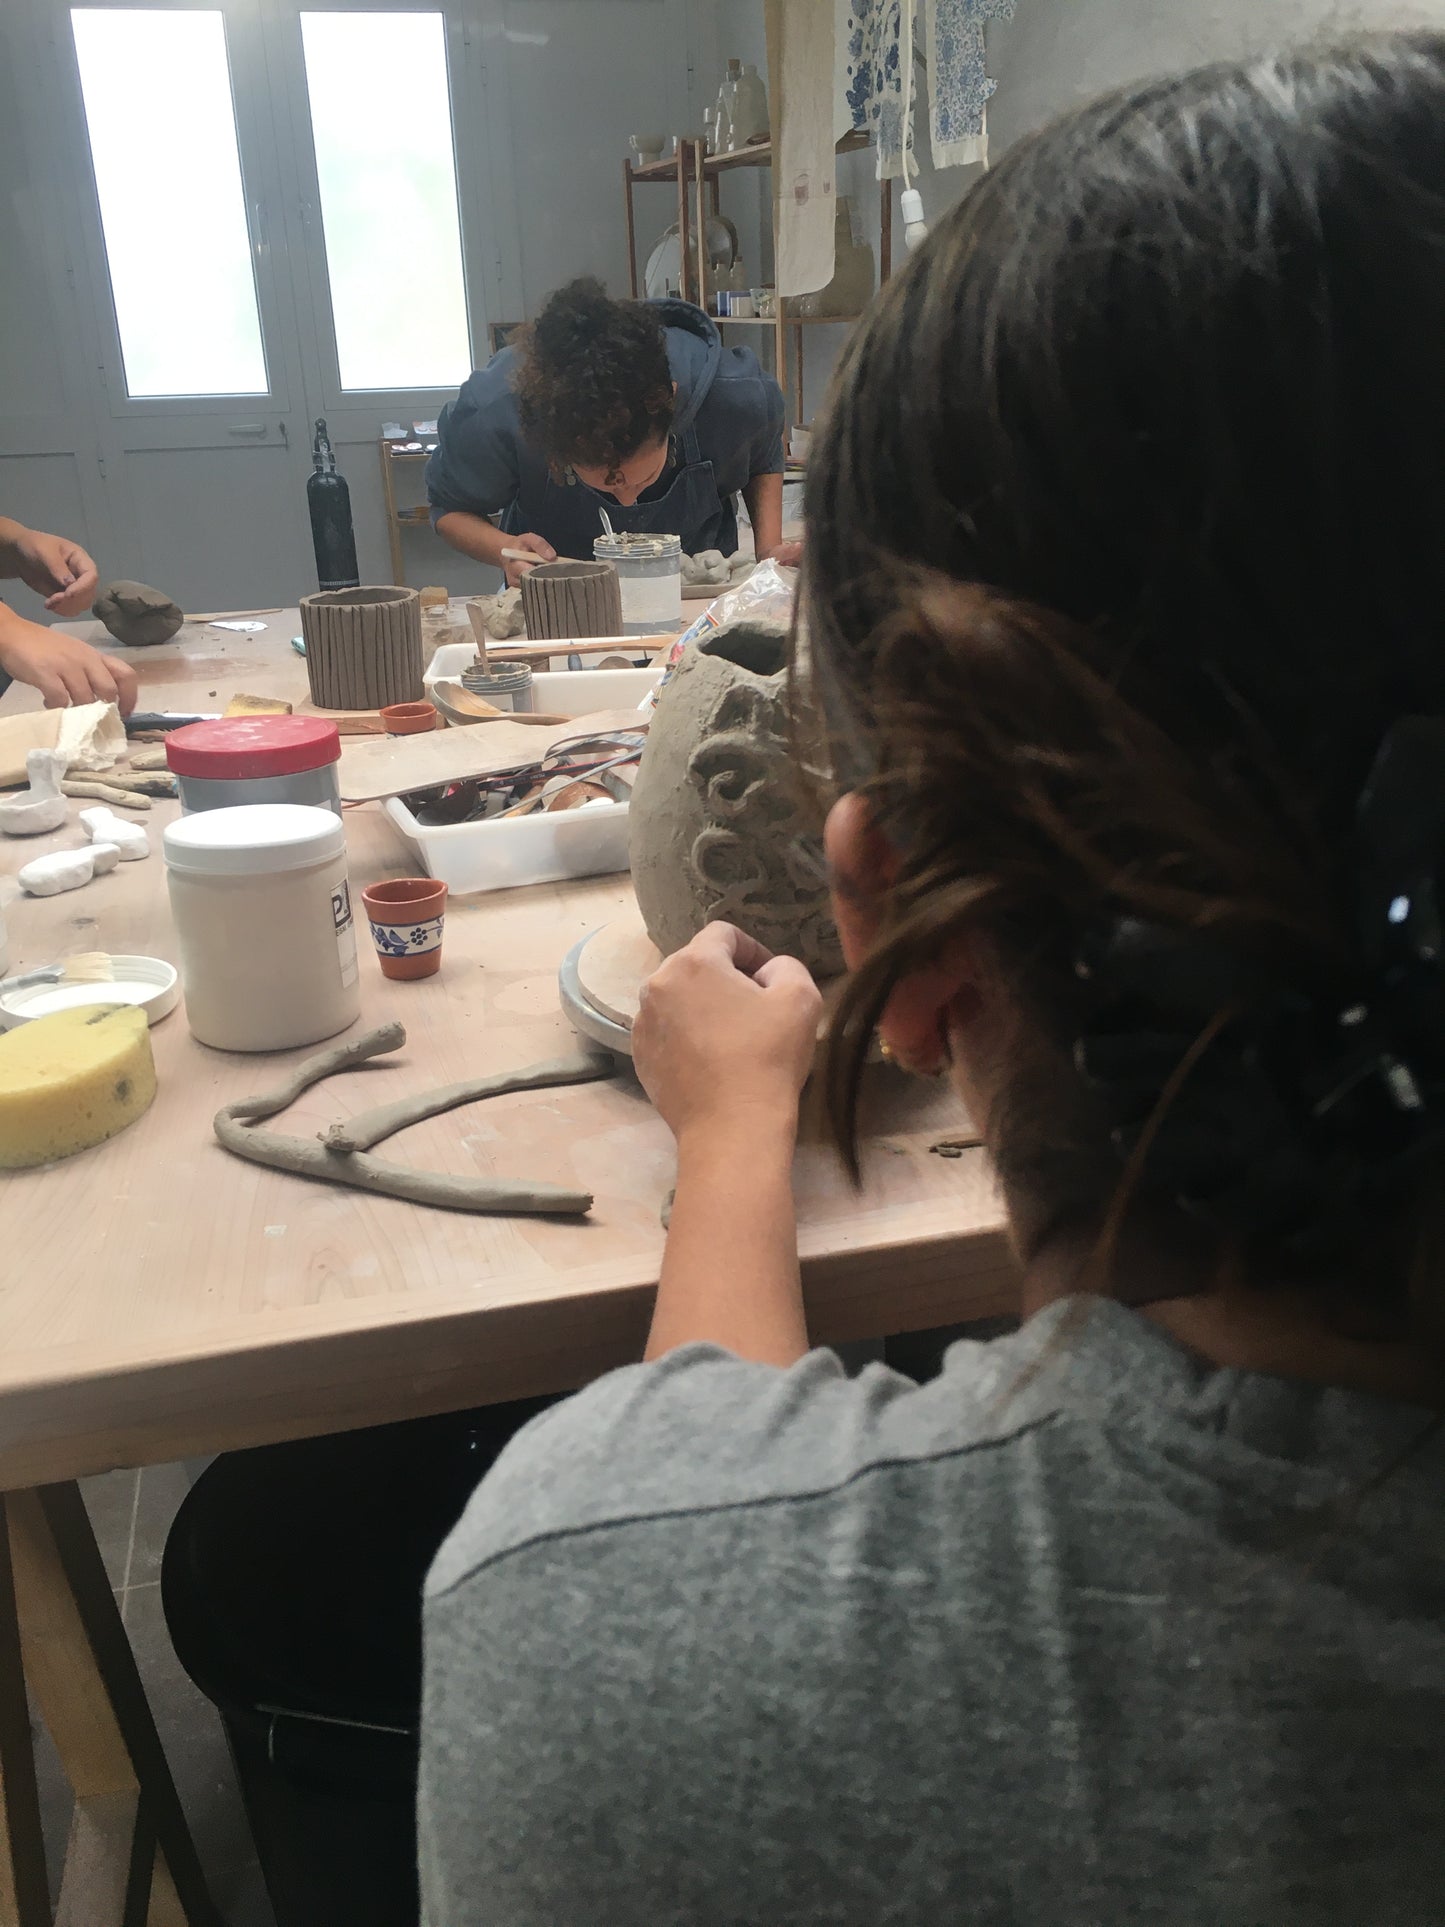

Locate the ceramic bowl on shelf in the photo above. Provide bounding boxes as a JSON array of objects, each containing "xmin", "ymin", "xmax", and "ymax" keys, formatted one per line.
[{"xmin": 630, "ymin": 134, "xmax": 666, "ymax": 164}]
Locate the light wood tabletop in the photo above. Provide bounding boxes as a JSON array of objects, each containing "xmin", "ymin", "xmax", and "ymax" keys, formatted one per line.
[{"xmin": 0, "ymin": 613, "xmax": 1014, "ymax": 1491}]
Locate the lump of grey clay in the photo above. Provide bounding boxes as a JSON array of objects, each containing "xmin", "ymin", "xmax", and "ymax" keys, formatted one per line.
[
  {"xmin": 627, "ymin": 621, "xmax": 842, "ymax": 975},
  {"xmin": 93, "ymin": 580, "xmax": 184, "ymax": 647}
]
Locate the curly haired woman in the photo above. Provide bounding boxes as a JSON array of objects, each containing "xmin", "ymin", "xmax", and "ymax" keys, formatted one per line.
[{"xmin": 427, "ymin": 279, "xmax": 793, "ymax": 585}]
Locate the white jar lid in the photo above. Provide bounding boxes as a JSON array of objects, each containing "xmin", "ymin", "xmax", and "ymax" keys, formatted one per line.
[{"xmin": 164, "ymin": 803, "xmax": 347, "ymax": 876}]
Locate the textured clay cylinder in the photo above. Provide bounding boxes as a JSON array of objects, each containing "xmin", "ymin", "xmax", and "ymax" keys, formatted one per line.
[{"xmin": 300, "ymin": 585, "xmax": 423, "ymax": 709}]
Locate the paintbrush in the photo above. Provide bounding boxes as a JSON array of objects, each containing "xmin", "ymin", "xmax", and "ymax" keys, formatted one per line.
[{"xmin": 0, "ymin": 953, "xmax": 119, "ymax": 995}]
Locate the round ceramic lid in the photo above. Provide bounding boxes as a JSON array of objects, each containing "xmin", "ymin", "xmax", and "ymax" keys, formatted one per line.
[
  {"xmin": 163, "ymin": 803, "xmax": 346, "ymax": 875},
  {"xmin": 165, "ymin": 716, "xmax": 341, "ymax": 779}
]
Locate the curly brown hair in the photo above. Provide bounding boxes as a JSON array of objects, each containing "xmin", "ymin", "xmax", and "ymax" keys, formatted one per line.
[{"xmin": 513, "ymin": 278, "xmax": 675, "ymax": 473}]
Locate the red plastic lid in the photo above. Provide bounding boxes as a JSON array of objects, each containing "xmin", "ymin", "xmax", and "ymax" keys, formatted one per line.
[{"xmin": 166, "ymin": 716, "xmax": 342, "ymax": 780}]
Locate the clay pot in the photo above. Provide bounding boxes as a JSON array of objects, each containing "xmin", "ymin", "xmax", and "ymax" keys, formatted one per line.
[
  {"xmin": 301, "ymin": 586, "xmax": 423, "ymax": 711},
  {"xmin": 627, "ymin": 625, "xmax": 841, "ymax": 974},
  {"xmin": 520, "ymin": 560, "xmax": 623, "ymax": 641},
  {"xmin": 379, "ymin": 701, "xmax": 439, "ymax": 734},
  {"xmin": 361, "ymin": 876, "xmax": 447, "ymax": 980}
]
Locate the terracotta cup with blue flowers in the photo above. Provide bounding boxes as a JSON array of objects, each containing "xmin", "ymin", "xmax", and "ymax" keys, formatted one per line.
[{"xmin": 361, "ymin": 875, "xmax": 448, "ymax": 980}]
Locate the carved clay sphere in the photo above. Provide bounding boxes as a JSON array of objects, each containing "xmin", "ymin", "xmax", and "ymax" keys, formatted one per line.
[{"xmin": 628, "ymin": 624, "xmax": 842, "ymax": 974}]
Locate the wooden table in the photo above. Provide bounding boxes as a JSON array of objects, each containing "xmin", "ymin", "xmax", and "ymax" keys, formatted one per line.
[{"xmin": 0, "ymin": 612, "xmax": 1013, "ymax": 1923}]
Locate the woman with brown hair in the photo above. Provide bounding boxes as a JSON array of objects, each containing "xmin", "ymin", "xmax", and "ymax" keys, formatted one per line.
[
  {"xmin": 427, "ymin": 278, "xmax": 792, "ymax": 585},
  {"xmin": 421, "ymin": 35, "xmax": 1445, "ymax": 1922}
]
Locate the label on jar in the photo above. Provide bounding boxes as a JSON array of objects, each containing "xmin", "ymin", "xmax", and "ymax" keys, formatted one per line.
[{"xmin": 332, "ymin": 879, "xmax": 359, "ymax": 987}]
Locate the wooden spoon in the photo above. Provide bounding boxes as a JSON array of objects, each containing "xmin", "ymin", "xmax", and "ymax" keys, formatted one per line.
[{"xmin": 431, "ymin": 680, "xmax": 572, "ymax": 727}]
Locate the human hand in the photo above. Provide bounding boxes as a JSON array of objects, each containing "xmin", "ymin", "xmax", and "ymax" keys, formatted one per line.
[
  {"xmin": 12, "ymin": 527, "xmax": 100, "ymax": 615},
  {"xmin": 763, "ymin": 539, "xmax": 803, "ymax": 569},
  {"xmin": 0, "ymin": 616, "xmax": 138, "ymax": 714},
  {"xmin": 633, "ymin": 921, "xmax": 822, "ymax": 1142},
  {"xmin": 503, "ymin": 532, "xmax": 556, "ymax": 588}
]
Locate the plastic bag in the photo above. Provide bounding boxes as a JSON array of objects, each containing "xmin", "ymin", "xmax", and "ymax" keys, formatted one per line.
[{"xmin": 639, "ymin": 559, "xmax": 797, "ymax": 711}]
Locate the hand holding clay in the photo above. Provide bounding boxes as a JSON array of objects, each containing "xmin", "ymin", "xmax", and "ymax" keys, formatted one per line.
[
  {"xmin": 632, "ymin": 920, "xmax": 821, "ymax": 1139},
  {"xmin": 0, "ymin": 749, "xmax": 69, "ymax": 836},
  {"xmin": 503, "ymin": 533, "xmax": 556, "ymax": 589}
]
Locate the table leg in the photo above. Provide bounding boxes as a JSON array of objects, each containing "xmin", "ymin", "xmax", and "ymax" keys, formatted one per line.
[
  {"xmin": 0, "ymin": 1515, "xmax": 50, "ymax": 1925},
  {"xmin": 0, "ymin": 1484, "xmax": 222, "ymax": 1927}
]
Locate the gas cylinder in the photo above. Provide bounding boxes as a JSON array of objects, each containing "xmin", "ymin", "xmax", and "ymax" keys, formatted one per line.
[{"xmin": 306, "ymin": 418, "xmax": 360, "ymax": 592}]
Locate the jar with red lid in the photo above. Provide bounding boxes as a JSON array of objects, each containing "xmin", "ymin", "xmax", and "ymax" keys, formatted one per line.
[{"xmin": 166, "ymin": 717, "xmax": 342, "ymax": 816}]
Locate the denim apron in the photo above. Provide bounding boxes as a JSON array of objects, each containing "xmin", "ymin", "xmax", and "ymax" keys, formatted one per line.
[{"xmin": 509, "ymin": 425, "xmax": 735, "ymax": 557}]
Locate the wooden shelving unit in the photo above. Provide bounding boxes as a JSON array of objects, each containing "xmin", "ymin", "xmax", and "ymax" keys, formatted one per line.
[
  {"xmin": 378, "ymin": 436, "xmax": 438, "ymax": 586},
  {"xmin": 623, "ymin": 130, "xmax": 890, "ymax": 428}
]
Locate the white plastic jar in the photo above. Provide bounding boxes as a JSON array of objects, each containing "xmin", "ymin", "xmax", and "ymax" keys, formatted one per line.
[
  {"xmin": 164, "ymin": 804, "xmax": 360, "ymax": 1052},
  {"xmin": 593, "ymin": 533, "xmax": 683, "ymax": 632}
]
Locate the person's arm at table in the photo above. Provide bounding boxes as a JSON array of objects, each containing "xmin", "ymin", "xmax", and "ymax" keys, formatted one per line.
[
  {"xmin": 0, "ymin": 516, "xmax": 99, "ymax": 615},
  {"xmin": 631, "ymin": 922, "xmax": 822, "ymax": 1366},
  {"xmin": 0, "ymin": 602, "xmax": 138, "ymax": 712},
  {"xmin": 433, "ymin": 512, "xmax": 556, "ymax": 588}
]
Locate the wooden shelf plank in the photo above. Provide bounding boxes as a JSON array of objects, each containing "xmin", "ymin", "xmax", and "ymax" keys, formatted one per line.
[{"xmin": 626, "ymin": 129, "xmax": 868, "ymax": 185}]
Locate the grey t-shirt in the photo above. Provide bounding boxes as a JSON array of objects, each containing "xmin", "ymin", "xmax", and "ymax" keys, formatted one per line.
[{"xmin": 420, "ymin": 1298, "xmax": 1445, "ymax": 1924}]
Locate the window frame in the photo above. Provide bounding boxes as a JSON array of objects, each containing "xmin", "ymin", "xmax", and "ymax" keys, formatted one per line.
[
  {"xmin": 280, "ymin": 0, "xmax": 487, "ymax": 418},
  {"xmin": 58, "ymin": 0, "xmax": 300, "ymax": 421}
]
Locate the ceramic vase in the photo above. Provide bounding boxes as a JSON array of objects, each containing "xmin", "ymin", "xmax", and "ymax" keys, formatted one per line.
[{"xmin": 628, "ymin": 625, "xmax": 841, "ymax": 974}]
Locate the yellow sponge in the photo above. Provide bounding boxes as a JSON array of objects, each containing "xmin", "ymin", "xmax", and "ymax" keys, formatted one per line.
[{"xmin": 0, "ymin": 1004, "xmax": 157, "ymax": 1169}]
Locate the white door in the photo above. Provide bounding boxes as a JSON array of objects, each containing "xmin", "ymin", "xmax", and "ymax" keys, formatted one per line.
[{"xmin": 45, "ymin": 0, "xmax": 319, "ymax": 613}]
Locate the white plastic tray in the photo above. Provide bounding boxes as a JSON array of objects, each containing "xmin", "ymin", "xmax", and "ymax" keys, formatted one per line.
[
  {"xmin": 424, "ymin": 643, "xmax": 657, "ymax": 717},
  {"xmin": 387, "ymin": 659, "xmax": 660, "ymax": 894}
]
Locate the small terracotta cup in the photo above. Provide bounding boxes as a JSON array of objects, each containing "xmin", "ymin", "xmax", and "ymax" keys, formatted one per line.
[
  {"xmin": 361, "ymin": 876, "xmax": 448, "ymax": 980},
  {"xmin": 380, "ymin": 700, "xmax": 439, "ymax": 734}
]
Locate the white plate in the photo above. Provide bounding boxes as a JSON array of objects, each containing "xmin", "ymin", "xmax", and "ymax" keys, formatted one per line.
[{"xmin": 0, "ymin": 955, "xmax": 180, "ymax": 1027}]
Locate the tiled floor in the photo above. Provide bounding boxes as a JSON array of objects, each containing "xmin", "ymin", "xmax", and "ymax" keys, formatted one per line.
[{"xmin": 31, "ymin": 1463, "xmax": 280, "ymax": 1926}]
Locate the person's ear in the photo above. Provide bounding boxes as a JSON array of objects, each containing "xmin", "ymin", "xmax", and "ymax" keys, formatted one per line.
[{"xmin": 825, "ymin": 794, "xmax": 980, "ymax": 1075}]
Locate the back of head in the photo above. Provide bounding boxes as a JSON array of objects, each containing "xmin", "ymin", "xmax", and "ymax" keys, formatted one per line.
[
  {"xmin": 514, "ymin": 277, "xmax": 674, "ymax": 472},
  {"xmin": 805, "ymin": 34, "xmax": 1445, "ymax": 1318}
]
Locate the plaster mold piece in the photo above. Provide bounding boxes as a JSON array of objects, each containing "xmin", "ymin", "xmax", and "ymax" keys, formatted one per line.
[
  {"xmin": 18, "ymin": 843, "xmax": 121, "ymax": 896},
  {"xmin": 628, "ymin": 624, "xmax": 842, "ymax": 973},
  {"xmin": 0, "ymin": 750, "xmax": 69, "ymax": 836},
  {"xmin": 300, "ymin": 585, "xmax": 424, "ymax": 710},
  {"xmin": 214, "ymin": 1021, "xmax": 614, "ymax": 1216},
  {"xmin": 80, "ymin": 806, "xmax": 150, "ymax": 860},
  {"xmin": 93, "ymin": 580, "xmax": 185, "ymax": 647},
  {"xmin": 520, "ymin": 560, "xmax": 623, "ymax": 641}
]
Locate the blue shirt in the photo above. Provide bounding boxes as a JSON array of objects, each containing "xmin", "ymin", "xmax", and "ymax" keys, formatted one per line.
[{"xmin": 426, "ymin": 299, "xmax": 784, "ymax": 559}]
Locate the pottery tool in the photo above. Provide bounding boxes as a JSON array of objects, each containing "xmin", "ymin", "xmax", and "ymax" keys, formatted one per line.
[
  {"xmin": 125, "ymin": 711, "xmax": 220, "ymax": 736},
  {"xmin": 0, "ymin": 955, "xmax": 179, "ymax": 1027},
  {"xmin": 431, "ymin": 680, "xmax": 571, "ymax": 728},
  {"xmin": 337, "ymin": 706, "xmax": 650, "ymax": 803},
  {"xmin": 465, "ymin": 598, "xmax": 491, "ymax": 675},
  {"xmin": 465, "ymin": 633, "xmax": 673, "ymax": 666},
  {"xmin": 499, "ymin": 546, "xmax": 582, "ymax": 570}
]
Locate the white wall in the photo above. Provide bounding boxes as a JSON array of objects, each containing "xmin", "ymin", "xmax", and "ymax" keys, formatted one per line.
[{"xmin": 714, "ymin": 0, "xmax": 1445, "ymax": 425}]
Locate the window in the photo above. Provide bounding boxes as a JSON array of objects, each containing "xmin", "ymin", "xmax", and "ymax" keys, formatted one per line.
[
  {"xmin": 300, "ymin": 12, "xmax": 471, "ymax": 391},
  {"xmin": 71, "ymin": 10, "xmax": 268, "ymax": 398}
]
